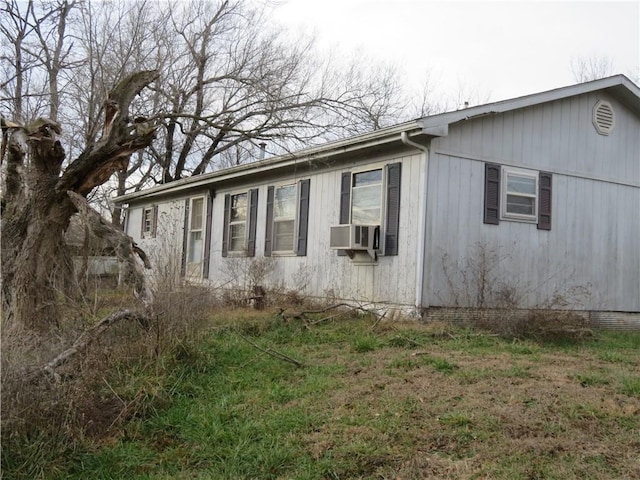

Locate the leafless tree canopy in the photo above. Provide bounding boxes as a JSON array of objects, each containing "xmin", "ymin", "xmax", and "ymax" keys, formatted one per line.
[
  {"xmin": 571, "ymin": 55, "xmax": 615, "ymax": 83},
  {"xmin": 1, "ymin": 0, "xmax": 444, "ymax": 212}
]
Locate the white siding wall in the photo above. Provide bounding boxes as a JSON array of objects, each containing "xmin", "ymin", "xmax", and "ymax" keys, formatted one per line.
[
  {"xmin": 126, "ymin": 199, "xmax": 187, "ymax": 279},
  {"xmin": 206, "ymin": 152, "xmax": 423, "ymax": 307},
  {"xmin": 425, "ymin": 92, "xmax": 640, "ymax": 311}
]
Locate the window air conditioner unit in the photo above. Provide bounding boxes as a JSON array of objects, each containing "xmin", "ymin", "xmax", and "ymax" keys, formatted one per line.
[{"xmin": 330, "ymin": 224, "xmax": 380, "ymax": 259}]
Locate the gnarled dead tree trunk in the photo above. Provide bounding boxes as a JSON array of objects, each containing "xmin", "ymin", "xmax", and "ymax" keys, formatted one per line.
[{"xmin": 1, "ymin": 70, "xmax": 158, "ymax": 332}]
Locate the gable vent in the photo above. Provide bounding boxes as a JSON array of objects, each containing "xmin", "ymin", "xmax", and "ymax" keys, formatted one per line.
[{"xmin": 593, "ymin": 100, "xmax": 615, "ymax": 135}]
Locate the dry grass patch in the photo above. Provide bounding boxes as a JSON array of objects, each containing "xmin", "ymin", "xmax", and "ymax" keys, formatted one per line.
[{"xmin": 6, "ymin": 309, "xmax": 639, "ymax": 480}]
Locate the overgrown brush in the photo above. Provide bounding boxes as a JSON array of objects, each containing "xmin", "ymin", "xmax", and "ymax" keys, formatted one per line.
[
  {"xmin": 1, "ymin": 277, "xmax": 216, "ymax": 479},
  {"xmin": 439, "ymin": 242, "xmax": 594, "ymax": 343}
]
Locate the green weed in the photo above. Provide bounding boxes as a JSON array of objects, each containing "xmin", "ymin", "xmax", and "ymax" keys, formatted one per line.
[
  {"xmin": 619, "ymin": 375, "xmax": 640, "ymax": 397},
  {"xmin": 351, "ymin": 335, "xmax": 383, "ymax": 353}
]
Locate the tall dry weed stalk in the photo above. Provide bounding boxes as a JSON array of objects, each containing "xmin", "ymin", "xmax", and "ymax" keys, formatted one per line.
[
  {"xmin": 438, "ymin": 242, "xmax": 593, "ymax": 340},
  {"xmin": 1, "ymin": 215, "xmax": 217, "ymax": 478}
]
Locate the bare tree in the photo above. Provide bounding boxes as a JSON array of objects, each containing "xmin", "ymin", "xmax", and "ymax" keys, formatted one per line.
[{"xmin": 571, "ymin": 55, "xmax": 615, "ymax": 83}]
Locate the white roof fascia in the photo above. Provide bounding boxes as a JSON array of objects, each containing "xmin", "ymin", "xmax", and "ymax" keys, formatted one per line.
[
  {"xmin": 419, "ymin": 74, "xmax": 640, "ymax": 132},
  {"xmin": 116, "ymin": 121, "xmax": 425, "ymax": 204}
]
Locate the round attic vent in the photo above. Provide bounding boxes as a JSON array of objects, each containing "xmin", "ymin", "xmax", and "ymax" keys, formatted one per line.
[{"xmin": 593, "ymin": 100, "xmax": 615, "ymax": 135}]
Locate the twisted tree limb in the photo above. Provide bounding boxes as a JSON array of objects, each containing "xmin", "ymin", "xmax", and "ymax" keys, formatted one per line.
[{"xmin": 43, "ymin": 309, "xmax": 150, "ymax": 382}]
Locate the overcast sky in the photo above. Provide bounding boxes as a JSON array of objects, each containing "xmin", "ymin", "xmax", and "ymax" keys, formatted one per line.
[{"xmin": 274, "ymin": 0, "xmax": 640, "ymax": 105}]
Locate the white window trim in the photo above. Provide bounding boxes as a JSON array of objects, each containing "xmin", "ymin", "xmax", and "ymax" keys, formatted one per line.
[
  {"xmin": 501, "ymin": 166, "xmax": 538, "ymax": 223},
  {"xmin": 228, "ymin": 191, "xmax": 249, "ymax": 254},
  {"xmin": 271, "ymin": 183, "xmax": 299, "ymax": 255},
  {"xmin": 187, "ymin": 196, "xmax": 205, "ymax": 264}
]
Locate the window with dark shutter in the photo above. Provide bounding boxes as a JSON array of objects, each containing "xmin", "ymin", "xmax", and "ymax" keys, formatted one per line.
[
  {"xmin": 203, "ymin": 193, "xmax": 214, "ymax": 278},
  {"xmin": 181, "ymin": 198, "xmax": 190, "ymax": 275},
  {"xmin": 537, "ymin": 172, "xmax": 552, "ymax": 230},
  {"xmin": 264, "ymin": 186, "xmax": 274, "ymax": 257},
  {"xmin": 484, "ymin": 163, "xmax": 501, "ymax": 225},
  {"xmin": 247, "ymin": 188, "xmax": 258, "ymax": 257},
  {"xmin": 338, "ymin": 172, "xmax": 351, "ymax": 256},
  {"xmin": 296, "ymin": 179, "xmax": 310, "ymax": 256},
  {"xmin": 384, "ymin": 162, "xmax": 401, "ymax": 256},
  {"xmin": 221, "ymin": 194, "xmax": 230, "ymax": 257}
]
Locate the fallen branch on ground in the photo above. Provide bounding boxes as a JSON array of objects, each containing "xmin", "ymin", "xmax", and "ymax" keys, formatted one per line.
[
  {"xmin": 236, "ymin": 331, "xmax": 304, "ymax": 368},
  {"xmin": 277, "ymin": 302, "xmax": 386, "ymax": 327},
  {"xmin": 42, "ymin": 309, "xmax": 150, "ymax": 382}
]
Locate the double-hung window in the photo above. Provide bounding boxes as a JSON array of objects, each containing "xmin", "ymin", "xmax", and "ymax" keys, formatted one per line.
[
  {"xmin": 501, "ymin": 167, "xmax": 538, "ymax": 221},
  {"xmin": 338, "ymin": 163, "xmax": 401, "ymax": 256},
  {"xmin": 222, "ymin": 189, "xmax": 258, "ymax": 256},
  {"xmin": 351, "ymin": 169, "xmax": 384, "ymax": 224},
  {"xmin": 229, "ymin": 193, "xmax": 248, "ymax": 253},
  {"xmin": 187, "ymin": 197, "xmax": 204, "ymax": 264},
  {"xmin": 265, "ymin": 179, "xmax": 311, "ymax": 256},
  {"xmin": 273, "ymin": 185, "xmax": 297, "ymax": 252},
  {"xmin": 140, "ymin": 205, "xmax": 157, "ymax": 238},
  {"xmin": 484, "ymin": 163, "xmax": 552, "ymax": 230}
]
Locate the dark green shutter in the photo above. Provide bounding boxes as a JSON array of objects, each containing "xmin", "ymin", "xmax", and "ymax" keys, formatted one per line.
[
  {"xmin": 203, "ymin": 192, "xmax": 214, "ymax": 278},
  {"xmin": 338, "ymin": 172, "xmax": 351, "ymax": 256},
  {"xmin": 221, "ymin": 194, "xmax": 230, "ymax": 257},
  {"xmin": 384, "ymin": 163, "xmax": 402, "ymax": 256},
  {"xmin": 538, "ymin": 172, "xmax": 552, "ymax": 231},
  {"xmin": 247, "ymin": 188, "xmax": 258, "ymax": 257},
  {"xmin": 296, "ymin": 179, "xmax": 310, "ymax": 256},
  {"xmin": 181, "ymin": 199, "xmax": 190, "ymax": 275},
  {"xmin": 484, "ymin": 163, "xmax": 501, "ymax": 225},
  {"xmin": 264, "ymin": 186, "xmax": 274, "ymax": 257}
]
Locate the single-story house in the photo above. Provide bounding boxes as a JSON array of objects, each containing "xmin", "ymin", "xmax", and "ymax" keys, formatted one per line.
[{"xmin": 115, "ymin": 75, "xmax": 640, "ymax": 327}]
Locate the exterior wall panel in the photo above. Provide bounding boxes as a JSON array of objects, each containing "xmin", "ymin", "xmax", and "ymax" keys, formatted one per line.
[
  {"xmin": 201, "ymin": 152, "xmax": 423, "ymax": 308},
  {"xmin": 425, "ymin": 90, "xmax": 640, "ymax": 311}
]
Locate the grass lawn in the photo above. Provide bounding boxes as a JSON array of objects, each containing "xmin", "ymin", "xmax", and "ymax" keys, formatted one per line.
[{"xmin": 18, "ymin": 311, "xmax": 640, "ymax": 479}]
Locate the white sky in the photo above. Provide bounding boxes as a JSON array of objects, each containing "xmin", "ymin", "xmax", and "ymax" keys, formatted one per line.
[{"xmin": 273, "ymin": 0, "xmax": 640, "ymax": 104}]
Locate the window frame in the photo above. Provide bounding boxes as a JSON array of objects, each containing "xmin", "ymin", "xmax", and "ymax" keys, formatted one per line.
[
  {"xmin": 350, "ymin": 167, "xmax": 385, "ymax": 226},
  {"xmin": 500, "ymin": 166, "xmax": 539, "ymax": 223},
  {"xmin": 227, "ymin": 192, "xmax": 249, "ymax": 254},
  {"xmin": 338, "ymin": 162, "xmax": 401, "ymax": 257},
  {"xmin": 186, "ymin": 196, "xmax": 205, "ymax": 265},
  {"xmin": 271, "ymin": 183, "xmax": 299, "ymax": 255},
  {"xmin": 222, "ymin": 189, "xmax": 258, "ymax": 257},
  {"xmin": 141, "ymin": 205, "xmax": 157, "ymax": 239}
]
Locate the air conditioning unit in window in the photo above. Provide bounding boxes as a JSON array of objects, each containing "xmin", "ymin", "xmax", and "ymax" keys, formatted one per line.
[{"xmin": 330, "ymin": 224, "xmax": 380, "ymax": 259}]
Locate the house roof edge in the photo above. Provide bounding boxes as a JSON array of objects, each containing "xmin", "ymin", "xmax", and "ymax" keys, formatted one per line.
[
  {"xmin": 418, "ymin": 74, "xmax": 640, "ymax": 132},
  {"xmin": 115, "ymin": 120, "xmax": 424, "ymax": 204}
]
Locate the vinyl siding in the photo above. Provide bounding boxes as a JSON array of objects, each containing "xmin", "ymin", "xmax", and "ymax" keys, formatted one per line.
[
  {"xmin": 424, "ymin": 91, "xmax": 640, "ymax": 311},
  {"xmin": 204, "ymin": 152, "xmax": 423, "ymax": 307}
]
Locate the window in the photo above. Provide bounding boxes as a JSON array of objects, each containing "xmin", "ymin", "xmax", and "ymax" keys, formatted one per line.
[
  {"xmin": 140, "ymin": 205, "xmax": 157, "ymax": 238},
  {"xmin": 187, "ymin": 197, "xmax": 204, "ymax": 264},
  {"xmin": 222, "ymin": 189, "xmax": 258, "ymax": 257},
  {"xmin": 351, "ymin": 169, "xmax": 383, "ymax": 224},
  {"xmin": 338, "ymin": 163, "xmax": 401, "ymax": 256},
  {"xmin": 273, "ymin": 185, "xmax": 297, "ymax": 252},
  {"xmin": 229, "ymin": 193, "xmax": 247, "ymax": 252},
  {"xmin": 502, "ymin": 167, "xmax": 538, "ymax": 221},
  {"xmin": 265, "ymin": 179, "xmax": 310, "ymax": 256},
  {"xmin": 484, "ymin": 163, "xmax": 552, "ymax": 230}
]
